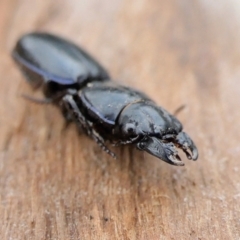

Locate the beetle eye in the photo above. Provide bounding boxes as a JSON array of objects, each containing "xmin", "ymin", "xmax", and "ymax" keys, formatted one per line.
[
  {"xmin": 124, "ymin": 123, "xmax": 136, "ymax": 136},
  {"xmin": 127, "ymin": 127, "xmax": 134, "ymax": 134}
]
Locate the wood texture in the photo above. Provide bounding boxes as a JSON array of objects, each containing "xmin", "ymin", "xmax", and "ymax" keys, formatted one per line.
[{"xmin": 1, "ymin": 0, "xmax": 240, "ymax": 239}]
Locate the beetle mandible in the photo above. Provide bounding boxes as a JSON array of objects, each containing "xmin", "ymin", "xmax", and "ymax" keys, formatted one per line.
[{"xmin": 12, "ymin": 32, "xmax": 198, "ymax": 166}]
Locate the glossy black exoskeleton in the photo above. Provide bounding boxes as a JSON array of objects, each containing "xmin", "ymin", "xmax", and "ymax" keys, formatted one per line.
[{"xmin": 12, "ymin": 32, "xmax": 198, "ymax": 166}]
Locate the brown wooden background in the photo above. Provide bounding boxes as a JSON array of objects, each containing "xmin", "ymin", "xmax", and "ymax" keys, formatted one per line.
[{"xmin": 1, "ymin": 0, "xmax": 240, "ymax": 239}]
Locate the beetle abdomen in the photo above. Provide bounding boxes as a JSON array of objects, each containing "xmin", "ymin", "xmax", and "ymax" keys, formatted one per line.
[{"xmin": 12, "ymin": 33, "xmax": 110, "ymax": 88}]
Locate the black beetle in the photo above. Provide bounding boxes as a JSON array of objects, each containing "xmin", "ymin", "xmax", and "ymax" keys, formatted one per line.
[{"xmin": 12, "ymin": 32, "xmax": 198, "ymax": 166}]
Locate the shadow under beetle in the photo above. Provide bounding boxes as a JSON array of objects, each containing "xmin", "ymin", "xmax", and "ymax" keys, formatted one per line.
[{"xmin": 12, "ymin": 32, "xmax": 198, "ymax": 166}]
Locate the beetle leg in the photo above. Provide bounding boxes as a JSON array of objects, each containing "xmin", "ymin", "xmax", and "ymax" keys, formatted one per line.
[
  {"xmin": 91, "ymin": 129, "xmax": 116, "ymax": 159},
  {"xmin": 22, "ymin": 89, "xmax": 78, "ymax": 105},
  {"xmin": 173, "ymin": 104, "xmax": 186, "ymax": 116},
  {"xmin": 21, "ymin": 94, "xmax": 52, "ymax": 104},
  {"xmin": 62, "ymin": 94, "xmax": 89, "ymax": 128},
  {"xmin": 62, "ymin": 94, "xmax": 116, "ymax": 159}
]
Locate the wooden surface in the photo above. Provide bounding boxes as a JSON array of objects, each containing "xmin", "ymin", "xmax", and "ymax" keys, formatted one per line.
[{"xmin": 1, "ymin": 0, "xmax": 240, "ymax": 239}]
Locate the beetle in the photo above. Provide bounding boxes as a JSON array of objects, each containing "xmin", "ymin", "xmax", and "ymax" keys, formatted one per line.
[{"xmin": 12, "ymin": 32, "xmax": 198, "ymax": 166}]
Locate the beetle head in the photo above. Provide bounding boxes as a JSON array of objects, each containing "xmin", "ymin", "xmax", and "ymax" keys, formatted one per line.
[{"xmin": 116, "ymin": 103, "xmax": 198, "ymax": 166}]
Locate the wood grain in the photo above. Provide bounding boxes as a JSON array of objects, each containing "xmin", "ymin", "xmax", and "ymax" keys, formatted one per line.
[{"xmin": 1, "ymin": 0, "xmax": 240, "ymax": 239}]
